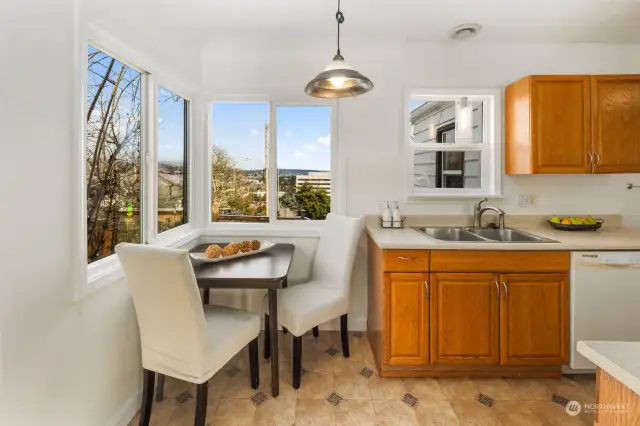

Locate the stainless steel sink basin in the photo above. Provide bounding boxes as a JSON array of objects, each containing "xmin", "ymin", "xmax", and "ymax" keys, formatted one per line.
[{"xmin": 413, "ymin": 227, "xmax": 558, "ymax": 243}]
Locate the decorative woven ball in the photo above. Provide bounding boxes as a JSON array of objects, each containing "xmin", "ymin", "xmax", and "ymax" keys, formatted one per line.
[
  {"xmin": 205, "ymin": 244, "xmax": 222, "ymax": 259},
  {"xmin": 251, "ymin": 240, "xmax": 261, "ymax": 250},
  {"xmin": 222, "ymin": 245, "xmax": 234, "ymax": 257},
  {"xmin": 240, "ymin": 240, "xmax": 253, "ymax": 253},
  {"xmin": 227, "ymin": 242, "xmax": 240, "ymax": 255}
]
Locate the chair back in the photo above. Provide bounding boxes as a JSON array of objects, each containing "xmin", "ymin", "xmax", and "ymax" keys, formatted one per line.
[
  {"xmin": 116, "ymin": 243, "xmax": 208, "ymax": 378},
  {"xmin": 312, "ymin": 213, "xmax": 363, "ymax": 295}
]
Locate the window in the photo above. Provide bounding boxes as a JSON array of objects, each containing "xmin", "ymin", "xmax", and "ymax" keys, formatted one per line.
[
  {"xmin": 406, "ymin": 90, "xmax": 501, "ymax": 197},
  {"xmin": 210, "ymin": 102, "xmax": 334, "ymax": 223},
  {"xmin": 157, "ymin": 87, "xmax": 188, "ymax": 233},
  {"xmin": 86, "ymin": 46, "xmax": 143, "ymax": 264}
]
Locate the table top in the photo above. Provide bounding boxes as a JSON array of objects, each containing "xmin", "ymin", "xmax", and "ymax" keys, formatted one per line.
[{"xmin": 190, "ymin": 243, "xmax": 295, "ymax": 289}]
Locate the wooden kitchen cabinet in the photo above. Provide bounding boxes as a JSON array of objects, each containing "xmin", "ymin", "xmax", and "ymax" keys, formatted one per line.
[
  {"xmin": 499, "ymin": 273, "xmax": 569, "ymax": 366},
  {"xmin": 591, "ymin": 75, "xmax": 640, "ymax": 173},
  {"xmin": 506, "ymin": 74, "xmax": 640, "ymax": 175},
  {"xmin": 430, "ymin": 273, "xmax": 499, "ymax": 365},
  {"xmin": 385, "ymin": 273, "xmax": 429, "ymax": 366}
]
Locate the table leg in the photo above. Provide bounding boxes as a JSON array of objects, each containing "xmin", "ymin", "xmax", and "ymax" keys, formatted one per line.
[
  {"xmin": 268, "ymin": 288, "xmax": 280, "ymax": 397},
  {"xmin": 282, "ymin": 277, "xmax": 288, "ymax": 335},
  {"xmin": 202, "ymin": 289, "xmax": 210, "ymax": 305}
]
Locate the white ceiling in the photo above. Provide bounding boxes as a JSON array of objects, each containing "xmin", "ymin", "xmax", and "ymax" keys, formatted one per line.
[{"xmin": 84, "ymin": 0, "xmax": 640, "ymax": 46}]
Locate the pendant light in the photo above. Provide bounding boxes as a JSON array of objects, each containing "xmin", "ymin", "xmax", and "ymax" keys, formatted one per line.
[{"xmin": 304, "ymin": 0, "xmax": 374, "ymax": 98}]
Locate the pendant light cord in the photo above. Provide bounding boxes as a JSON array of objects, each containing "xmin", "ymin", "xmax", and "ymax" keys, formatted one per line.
[{"xmin": 335, "ymin": 0, "xmax": 344, "ymax": 56}]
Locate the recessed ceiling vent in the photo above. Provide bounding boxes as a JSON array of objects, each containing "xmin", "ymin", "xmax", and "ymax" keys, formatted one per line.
[{"xmin": 448, "ymin": 23, "xmax": 483, "ymax": 40}]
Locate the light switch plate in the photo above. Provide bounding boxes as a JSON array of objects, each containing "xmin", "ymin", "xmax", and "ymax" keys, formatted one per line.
[{"xmin": 518, "ymin": 194, "xmax": 535, "ymax": 207}]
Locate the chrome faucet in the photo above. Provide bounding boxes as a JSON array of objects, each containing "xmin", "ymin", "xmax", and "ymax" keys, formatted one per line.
[{"xmin": 473, "ymin": 198, "xmax": 506, "ymax": 229}]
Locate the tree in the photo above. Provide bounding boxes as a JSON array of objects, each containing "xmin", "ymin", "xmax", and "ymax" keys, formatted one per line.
[
  {"xmin": 280, "ymin": 182, "xmax": 331, "ymax": 220},
  {"xmin": 211, "ymin": 145, "xmax": 253, "ymax": 218}
]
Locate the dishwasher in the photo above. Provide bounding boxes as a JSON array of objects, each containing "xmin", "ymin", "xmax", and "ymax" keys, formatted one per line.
[{"xmin": 570, "ymin": 251, "xmax": 640, "ymax": 371}]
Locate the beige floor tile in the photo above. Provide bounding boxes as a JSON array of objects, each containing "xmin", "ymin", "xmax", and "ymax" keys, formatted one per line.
[
  {"xmin": 334, "ymin": 351, "xmax": 366, "ymax": 375},
  {"xmin": 572, "ymin": 375, "xmax": 596, "ymax": 393},
  {"xmin": 492, "ymin": 401, "xmax": 543, "ymax": 426},
  {"xmin": 526, "ymin": 401, "xmax": 589, "ymax": 426},
  {"xmin": 450, "ymin": 401, "xmax": 503, "ymax": 426},
  {"xmin": 253, "ymin": 397, "xmax": 296, "ymax": 426},
  {"xmin": 222, "ymin": 371, "xmax": 260, "ymax": 399},
  {"xmin": 336, "ymin": 399, "xmax": 376, "ymax": 426},
  {"xmin": 437, "ymin": 378, "xmax": 480, "ymax": 402},
  {"xmin": 507, "ymin": 378, "xmax": 554, "ymax": 401},
  {"xmin": 473, "ymin": 378, "xmax": 519, "ymax": 401},
  {"xmin": 545, "ymin": 377, "xmax": 595, "ymax": 405},
  {"xmin": 373, "ymin": 399, "xmax": 420, "ymax": 426},
  {"xmin": 334, "ymin": 371, "xmax": 373, "ymax": 399},
  {"xmin": 297, "ymin": 372, "xmax": 335, "ymax": 399},
  {"xmin": 403, "ymin": 378, "xmax": 447, "ymax": 401},
  {"xmin": 296, "ymin": 398, "xmax": 337, "ymax": 426},
  {"xmin": 252, "ymin": 360, "xmax": 299, "ymax": 399},
  {"xmin": 149, "ymin": 399, "xmax": 181, "ymax": 426},
  {"xmin": 414, "ymin": 400, "xmax": 460, "ymax": 426},
  {"xmin": 369, "ymin": 376, "xmax": 406, "ymax": 400},
  {"xmin": 213, "ymin": 399, "xmax": 256, "ymax": 426}
]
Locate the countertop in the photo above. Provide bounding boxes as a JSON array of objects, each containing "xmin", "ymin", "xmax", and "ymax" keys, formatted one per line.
[
  {"xmin": 577, "ymin": 341, "xmax": 640, "ymax": 396},
  {"xmin": 366, "ymin": 215, "xmax": 640, "ymax": 250}
]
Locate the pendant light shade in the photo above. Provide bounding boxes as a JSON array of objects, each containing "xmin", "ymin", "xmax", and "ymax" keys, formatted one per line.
[{"xmin": 305, "ymin": 0, "xmax": 373, "ymax": 98}]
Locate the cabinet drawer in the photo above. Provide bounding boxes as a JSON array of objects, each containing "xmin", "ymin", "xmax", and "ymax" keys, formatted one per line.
[
  {"xmin": 383, "ymin": 250, "xmax": 430, "ymax": 272},
  {"xmin": 431, "ymin": 251, "xmax": 569, "ymax": 273}
]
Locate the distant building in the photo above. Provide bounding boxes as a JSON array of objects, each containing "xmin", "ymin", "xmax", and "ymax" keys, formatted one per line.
[{"xmin": 296, "ymin": 171, "xmax": 331, "ymax": 195}]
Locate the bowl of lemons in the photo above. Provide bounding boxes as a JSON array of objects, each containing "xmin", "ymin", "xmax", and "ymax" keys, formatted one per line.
[{"xmin": 548, "ymin": 216, "xmax": 604, "ymax": 231}]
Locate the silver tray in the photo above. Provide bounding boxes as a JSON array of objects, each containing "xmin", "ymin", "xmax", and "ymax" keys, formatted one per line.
[{"xmin": 190, "ymin": 240, "xmax": 275, "ymax": 263}]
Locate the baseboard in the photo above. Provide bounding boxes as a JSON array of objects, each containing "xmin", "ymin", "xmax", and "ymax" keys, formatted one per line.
[{"xmin": 106, "ymin": 389, "xmax": 141, "ymax": 426}]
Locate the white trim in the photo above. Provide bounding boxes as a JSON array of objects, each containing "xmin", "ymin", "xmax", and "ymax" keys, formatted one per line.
[
  {"xmin": 106, "ymin": 389, "xmax": 142, "ymax": 426},
  {"xmin": 201, "ymin": 224, "xmax": 323, "ymax": 238}
]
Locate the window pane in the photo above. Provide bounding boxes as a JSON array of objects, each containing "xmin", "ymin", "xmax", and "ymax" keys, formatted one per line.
[
  {"xmin": 413, "ymin": 150, "xmax": 481, "ymax": 189},
  {"xmin": 276, "ymin": 106, "xmax": 331, "ymax": 220},
  {"xmin": 86, "ymin": 46, "xmax": 142, "ymax": 264},
  {"xmin": 211, "ymin": 103, "xmax": 269, "ymax": 223},
  {"xmin": 158, "ymin": 87, "xmax": 188, "ymax": 233},
  {"xmin": 410, "ymin": 100, "xmax": 483, "ymax": 144}
]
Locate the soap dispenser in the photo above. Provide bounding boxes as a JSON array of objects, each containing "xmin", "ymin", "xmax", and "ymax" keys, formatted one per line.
[{"xmin": 382, "ymin": 201, "xmax": 392, "ymax": 228}]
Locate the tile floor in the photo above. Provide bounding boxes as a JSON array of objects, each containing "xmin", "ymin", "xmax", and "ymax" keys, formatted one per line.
[{"xmin": 128, "ymin": 332, "xmax": 596, "ymax": 426}]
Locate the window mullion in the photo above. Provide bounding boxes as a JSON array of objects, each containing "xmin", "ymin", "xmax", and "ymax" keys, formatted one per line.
[
  {"xmin": 268, "ymin": 102, "xmax": 278, "ymax": 223},
  {"xmin": 144, "ymin": 74, "xmax": 157, "ymax": 243}
]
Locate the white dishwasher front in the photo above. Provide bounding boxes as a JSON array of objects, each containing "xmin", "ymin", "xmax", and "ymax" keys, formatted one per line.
[{"xmin": 570, "ymin": 251, "xmax": 640, "ymax": 370}]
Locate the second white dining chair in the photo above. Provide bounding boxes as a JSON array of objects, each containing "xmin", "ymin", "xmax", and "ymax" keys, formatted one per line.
[
  {"xmin": 262, "ymin": 213, "xmax": 363, "ymax": 389},
  {"xmin": 117, "ymin": 243, "xmax": 260, "ymax": 426}
]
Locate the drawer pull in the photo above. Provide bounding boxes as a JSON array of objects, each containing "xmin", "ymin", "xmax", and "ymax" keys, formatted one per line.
[
  {"xmin": 424, "ymin": 280, "xmax": 429, "ymax": 299},
  {"xmin": 397, "ymin": 256, "xmax": 414, "ymax": 260},
  {"xmin": 502, "ymin": 281, "xmax": 508, "ymax": 298},
  {"xmin": 494, "ymin": 280, "xmax": 500, "ymax": 298}
]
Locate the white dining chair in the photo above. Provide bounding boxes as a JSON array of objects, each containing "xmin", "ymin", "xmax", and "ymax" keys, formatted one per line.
[
  {"xmin": 116, "ymin": 243, "xmax": 260, "ymax": 426},
  {"xmin": 262, "ymin": 213, "xmax": 363, "ymax": 389}
]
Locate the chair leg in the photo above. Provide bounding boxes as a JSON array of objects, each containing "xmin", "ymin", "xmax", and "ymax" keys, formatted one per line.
[
  {"xmin": 139, "ymin": 369, "xmax": 155, "ymax": 426},
  {"xmin": 292, "ymin": 335, "xmax": 302, "ymax": 389},
  {"xmin": 340, "ymin": 314, "xmax": 350, "ymax": 358},
  {"xmin": 249, "ymin": 337, "xmax": 259, "ymax": 389},
  {"xmin": 264, "ymin": 314, "xmax": 271, "ymax": 359},
  {"xmin": 155, "ymin": 374, "xmax": 165, "ymax": 402},
  {"xmin": 312, "ymin": 326, "xmax": 319, "ymax": 338},
  {"xmin": 194, "ymin": 381, "xmax": 208, "ymax": 426}
]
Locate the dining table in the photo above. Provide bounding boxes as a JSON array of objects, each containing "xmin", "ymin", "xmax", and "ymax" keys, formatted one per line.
[{"xmin": 190, "ymin": 242, "xmax": 295, "ymax": 397}]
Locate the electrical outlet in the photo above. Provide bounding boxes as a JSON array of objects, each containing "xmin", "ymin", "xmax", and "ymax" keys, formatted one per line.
[{"xmin": 518, "ymin": 194, "xmax": 535, "ymax": 207}]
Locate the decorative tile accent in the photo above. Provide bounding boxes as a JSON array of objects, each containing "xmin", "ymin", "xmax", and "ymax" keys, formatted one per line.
[
  {"xmin": 326, "ymin": 392, "xmax": 344, "ymax": 406},
  {"xmin": 251, "ymin": 391, "xmax": 268, "ymax": 407},
  {"xmin": 401, "ymin": 393, "xmax": 419, "ymax": 408},
  {"xmin": 477, "ymin": 393, "xmax": 495, "ymax": 408},
  {"xmin": 175, "ymin": 391, "xmax": 193, "ymax": 404},
  {"xmin": 359, "ymin": 367, "xmax": 374, "ymax": 379},
  {"xmin": 325, "ymin": 347, "xmax": 339, "ymax": 356},
  {"xmin": 551, "ymin": 394, "xmax": 570, "ymax": 407},
  {"xmin": 353, "ymin": 331, "xmax": 363, "ymax": 339},
  {"xmin": 226, "ymin": 366, "xmax": 241, "ymax": 377}
]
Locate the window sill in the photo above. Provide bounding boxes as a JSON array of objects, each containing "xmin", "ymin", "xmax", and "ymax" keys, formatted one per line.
[{"xmin": 406, "ymin": 192, "xmax": 503, "ymax": 201}]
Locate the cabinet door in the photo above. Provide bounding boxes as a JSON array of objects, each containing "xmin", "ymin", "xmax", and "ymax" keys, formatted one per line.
[
  {"xmin": 531, "ymin": 76, "xmax": 592, "ymax": 174},
  {"xmin": 591, "ymin": 75, "xmax": 640, "ymax": 173},
  {"xmin": 430, "ymin": 273, "xmax": 499, "ymax": 365},
  {"xmin": 384, "ymin": 273, "xmax": 429, "ymax": 366},
  {"xmin": 500, "ymin": 274, "xmax": 569, "ymax": 366}
]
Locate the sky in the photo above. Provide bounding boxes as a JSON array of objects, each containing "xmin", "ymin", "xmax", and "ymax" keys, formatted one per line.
[
  {"xmin": 157, "ymin": 86, "xmax": 186, "ymax": 164},
  {"xmin": 211, "ymin": 103, "xmax": 331, "ymax": 171}
]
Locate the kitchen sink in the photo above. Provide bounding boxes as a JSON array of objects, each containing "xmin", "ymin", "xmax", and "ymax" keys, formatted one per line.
[{"xmin": 413, "ymin": 227, "xmax": 558, "ymax": 243}]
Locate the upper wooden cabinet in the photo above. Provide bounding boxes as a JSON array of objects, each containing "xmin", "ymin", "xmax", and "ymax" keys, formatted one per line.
[{"xmin": 506, "ymin": 74, "xmax": 640, "ymax": 175}]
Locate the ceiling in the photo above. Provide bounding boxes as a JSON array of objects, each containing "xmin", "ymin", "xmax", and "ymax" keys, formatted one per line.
[{"xmin": 84, "ymin": 0, "xmax": 640, "ymax": 46}]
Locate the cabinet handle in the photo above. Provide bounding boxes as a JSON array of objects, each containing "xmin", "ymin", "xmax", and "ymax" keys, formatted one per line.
[
  {"xmin": 587, "ymin": 152, "xmax": 593, "ymax": 167},
  {"xmin": 424, "ymin": 281, "xmax": 429, "ymax": 299},
  {"xmin": 502, "ymin": 281, "xmax": 508, "ymax": 298},
  {"xmin": 594, "ymin": 151, "xmax": 602, "ymax": 167},
  {"xmin": 494, "ymin": 280, "xmax": 500, "ymax": 298},
  {"xmin": 397, "ymin": 256, "xmax": 414, "ymax": 260}
]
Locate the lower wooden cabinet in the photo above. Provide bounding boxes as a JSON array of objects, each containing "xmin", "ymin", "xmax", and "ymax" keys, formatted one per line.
[
  {"xmin": 384, "ymin": 272, "xmax": 429, "ymax": 366},
  {"xmin": 500, "ymin": 273, "xmax": 569, "ymax": 365},
  {"xmin": 430, "ymin": 273, "xmax": 499, "ymax": 365}
]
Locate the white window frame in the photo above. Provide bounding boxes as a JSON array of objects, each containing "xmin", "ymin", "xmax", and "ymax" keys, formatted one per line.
[
  {"xmin": 404, "ymin": 88, "xmax": 502, "ymax": 199},
  {"xmin": 205, "ymin": 97, "xmax": 343, "ymax": 237}
]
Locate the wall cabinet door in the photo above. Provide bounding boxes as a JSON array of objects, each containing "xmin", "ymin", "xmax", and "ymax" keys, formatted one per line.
[
  {"xmin": 499, "ymin": 274, "xmax": 569, "ymax": 366},
  {"xmin": 384, "ymin": 273, "xmax": 429, "ymax": 366},
  {"xmin": 531, "ymin": 76, "xmax": 592, "ymax": 174},
  {"xmin": 591, "ymin": 75, "xmax": 640, "ymax": 173},
  {"xmin": 430, "ymin": 273, "xmax": 500, "ymax": 365}
]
